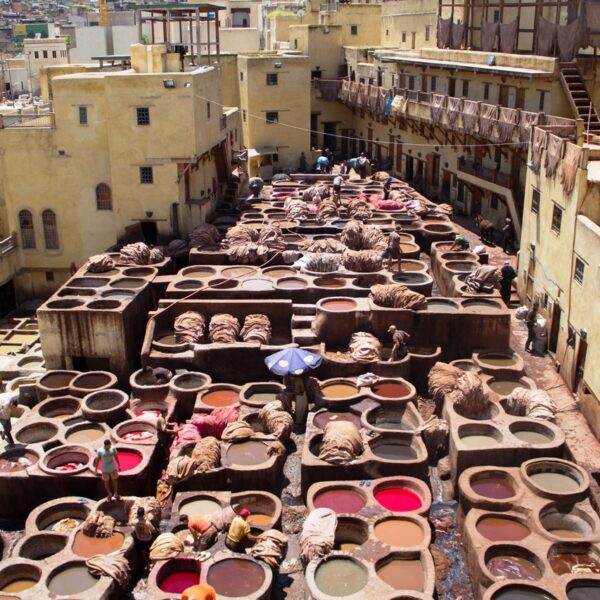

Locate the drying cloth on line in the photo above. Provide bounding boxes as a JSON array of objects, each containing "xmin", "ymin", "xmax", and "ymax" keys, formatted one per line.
[
  {"xmin": 304, "ymin": 253, "xmax": 341, "ymax": 273},
  {"xmin": 384, "ymin": 91, "xmax": 393, "ymax": 116},
  {"xmin": 259, "ymin": 401, "xmax": 293, "ymax": 440},
  {"xmin": 504, "ymin": 387, "xmax": 556, "ymax": 422},
  {"xmin": 86, "ymin": 555, "xmax": 130, "ymax": 587},
  {"xmin": 342, "ymin": 249, "xmax": 383, "ymax": 272},
  {"xmin": 358, "ymin": 82, "xmax": 369, "ymax": 108},
  {"xmin": 318, "ymin": 421, "xmax": 364, "ymax": 465},
  {"xmin": 447, "ymin": 371, "xmax": 490, "ymax": 419},
  {"xmin": 531, "ymin": 127, "xmax": 547, "ymax": 173},
  {"xmin": 497, "ymin": 107, "xmax": 519, "ymax": 143},
  {"xmin": 250, "ymin": 529, "xmax": 289, "ymax": 568},
  {"xmin": 560, "ymin": 142, "xmax": 583, "ymax": 195},
  {"xmin": 391, "ymin": 95, "xmax": 409, "ymax": 115},
  {"xmin": 535, "ymin": 16, "xmax": 557, "ymax": 56},
  {"xmin": 87, "ymin": 254, "xmax": 115, "ymax": 273},
  {"xmin": 462, "ymin": 100, "xmax": 479, "ymax": 133},
  {"xmin": 479, "ymin": 103, "xmax": 498, "ymax": 138},
  {"xmin": 368, "ymin": 85, "xmax": 379, "ymax": 113},
  {"xmin": 557, "ymin": 18, "xmax": 582, "ymax": 62},
  {"xmin": 82, "ymin": 511, "xmax": 115, "ymax": 538},
  {"xmin": 221, "ymin": 421, "xmax": 255, "ymax": 442},
  {"xmin": 149, "ymin": 533, "xmax": 184, "ymax": 560},
  {"xmin": 192, "ymin": 406, "xmax": 240, "ymax": 439},
  {"xmin": 240, "ymin": 314, "xmax": 272, "ymax": 344},
  {"xmin": 348, "ymin": 81, "xmax": 359, "ymax": 106},
  {"xmin": 428, "ymin": 362, "xmax": 464, "ymax": 407},
  {"xmin": 545, "ymin": 133, "xmax": 564, "ymax": 178},
  {"xmin": 208, "ymin": 314, "xmax": 240, "ymax": 344},
  {"xmin": 481, "ymin": 20, "xmax": 499, "ymax": 51},
  {"xmin": 302, "ymin": 237, "xmax": 346, "ymax": 254},
  {"xmin": 431, "ymin": 94, "xmax": 446, "ymax": 126},
  {"xmin": 543, "ymin": 115, "xmax": 577, "ymax": 138},
  {"xmin": 349, "ymin": 331, "xmax": 382, "ymax": 363},
  {"xmin": 499, "ymin": 20, "xmax": 518, "ymax": 53},
  {"xmin": 437, "ymin": 16, "xmax": 452, "ymax": 48},
  {"xmin": 464, "ymin": 265, "xmax": 500, "ymax": 292},
  {"xmin": 317, "ymin": 79, "xmax": 342, "ymax": 101},
  {"xmin": 339, "ymin": 79, "xmax": 350, "ymax": 103},
  {"xmin": 447, "ymin": 97, "xmax": 462, "ymax": 127},
  {"xmin": 128, "ymin": 497, "xmax": 161, "ymax": 527},
  {"xmin": 370, "ymin": 283, "xmax": 428, "ymax": 310},
  {"xmin": 300, "ymin": 509, "xmax": 337, "ymax": 565},
  {"xmin": 451, "ymin": 21, "xmax": 465, "ymax": 49},
  {"xmin": 174, "ymin": 311, "xmax": 206, "ymax": 344},
  {"xmin": 519, "ymin": 111, "xmax": 539, "ymax": 143},
  {"xmin": 118, "ymin": 242, "xmax": 151, "ymax": 266}
]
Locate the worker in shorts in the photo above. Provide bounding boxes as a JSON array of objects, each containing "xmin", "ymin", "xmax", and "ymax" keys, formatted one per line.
[
  {"xmin": 93, "ymin": 439, "xmax": 122, "ymax": 502},
  {"xmin": 382, "ymin": 225, "xmax": 403, "ymax": 272}
]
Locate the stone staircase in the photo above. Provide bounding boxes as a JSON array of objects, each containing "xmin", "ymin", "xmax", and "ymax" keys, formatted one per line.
[
  {"xmin": 560, "ymin": 62, "xmax": 600, "ymax": 137},
  {"xmin": 291, "ymin": 304, "xmax": 319, "ymax": 346}
]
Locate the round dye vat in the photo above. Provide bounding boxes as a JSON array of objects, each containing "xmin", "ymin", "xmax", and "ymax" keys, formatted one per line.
[
  {"xmin": 548, "ymin": 529, "xmax": 582, "ymax": 539},
  {"xmin": 202, "ymin": 389, "xmax": 239, "ymax": 407},
  {"xmin": 550, "ymin": 552, "xmax": 600, "ymax": 575},
  {"xmin": 568, "ymin": 584, "xmax": 600, "ymax": 599},
  {"xmin": 313, "ymin": 489, "xmax": 366, "ymax": 514},
  {"xmin": 159, "ymin": 571, "xmax": 200, "ymax": 594},
  {"xmin": 65, "ymin": 427, "xmax": 105, "ymax": 444},
  {"xmin": 47, "ymin": 565, "xmax": 99, "ymax": 595},
  {"xmin": 460, "ymin": 434, "xmax": 500, "ymax": 448},
  {"xmin": 529, "ymin": 471, "xmax": 580, "ymax": 493},
  {"xmin": 489, "ymin": 380, "xmax": 525, "ymax": 396},
  {"xmin": 479, "ymin": 354, "xmax": 518, "ymax": 367},
  {"xmin": 72, "ymin": 531, "xmax": 125, "ymax": 558},
  {"xmin": 313, "ymin": 411, "xmax": 362, "ymax": 430},
  {"xmin": 240, "ymin": 278, "xmax": 273, "ymax": 292},
  {"xmin": 471, "ymin": 476, "xmax": 515, "ymax": 499},
  {"xmin": 120, "ymin": 430, "xmax": 156, "ymax": 443},
  {"xmin": 371, "ymin": 382, "xmax": 410, "ymax": 398},
  {"xmin": 335, "ymin": 542, "xmax": 359, "ymax": 551},
  {"xmin": 371, "ymin": 443, "xmax": 417, "ymax": 461},
  {"xmin": 180, "ymin": 498, "xmax": 220, "ymax": 517},
  {"xmin": 246, "ymin": 392, "xmax": 278, "ymax": 405},
  {"xmin": 321, "ymin": 383, "xmax": 359, "ymax": 399},
  {"xmin": 487, "ymin": 555, "xmax": 541, "ymax": 580},
  {"xmin": 314, "ymin": 559, "xmax": 367, "ymax": 597},
  {"xmin": 276, "ymin": 278, "xmax": 307, "ymax": 290},
  {"xmin": 247, "ymin": 513, "xmax": 272, "ymax": 527},
  {"xmin": 374, "ymin": 519, "xmax": 423, "ymax": 546},
  {"xmin": 96, "ymin": 450, "xmax": 142, "ymax": 473},
  {"xmin": 476, "ymin": 517, "xmax": 530, "ymax": 542},
  {"xmin": 0, "ymin": 450, "xmax": 38, "ymax": 472},
  {"xmin": 427, "ymin": 300, "xmax": 458, "ymax": 313},
  {"xmin": 222, "ymin": 266, "xmax": 257, "ymax": 278},
  {"xmin": 493, "ymin": 587, "xmax": 555, "ymax": 600},
  {"xmin": 156, "ymin": 334, "xmax": 178, "ymax": 345},
  {"xmin": 513, "ymin": 430, "xmax": 552, "ymax": 444},
  {"xmin": 225, "ymin": 441, "xmax": 269, "ymax": 466},
  {"xmin": 1, "ymin": 579, "xmax": 38, "ymax": 593},
  {"xmin": 374, "ymin": 488, "xmax": 422, "ymax": 512},
  {"xmin": 263, "ymin": 268, "xmax": 296, "ymax": 278},
  {"xmin": 321, "ymin": 300, "xmax": 357, "ymax": 312},
  {"xmin": 377, "ymin": 558, "xmax": 424, "ymax": 591},
  {"xmin": 315, "ymin": 278, "xmax": 345, "ymax": 288},
  {"xmin": 207, "ymin": 559, "xmax": 265, "ymax": 597}
]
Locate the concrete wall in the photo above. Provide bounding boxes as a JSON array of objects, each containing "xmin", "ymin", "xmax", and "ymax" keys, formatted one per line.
[
  {"xmin": 220, "ymin": 28, "xmax": 261, "ymax": 53},
  {"xmin": 381, "ymin": 0, "xmax": 437, "ymax": 50}
]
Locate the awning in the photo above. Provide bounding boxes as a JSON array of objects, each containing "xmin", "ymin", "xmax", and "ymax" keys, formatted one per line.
[{"xmin": 248, "ymin": 146, "xmax": 277, "ymax": 159}]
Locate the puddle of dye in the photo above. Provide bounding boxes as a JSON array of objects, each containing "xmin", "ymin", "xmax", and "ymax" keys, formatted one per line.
[
  {"xmin": 427, "ymin": 301, "xmax": 458, "ymax": 313},
  {"xmin": 489, "ymin": 380, "xmax": 524, "ymax": 396},
  {"xmin": 460, "ymin": 434, "xmax": 500, "ymax": 448},
  {"xmin": 476, "ymin": 517, "xmax": 530, "ymax": 541},
  {"xmin": 72, "ymin": 531, "xmax": 125, "ymax": 558},
  {"xmin": 159, "ymin": 571, "xmax": 200, "ymax": 593},
  {"xmin": 313, "ymin": 411, "xmax": 362, "ymax": 430},
  {"xmin": 263, "ymin": 268, "xmax": 295, "ymax": 278},
  {"xmin": 374, "ymin": 519, "xmax": 423, "ymax": 546},
  {"xmin": 529, "ymin": 471, "xmax": 580, "ymax": 492},
  {"xmin": 121, "ymin": 430, "xmax": 156, "ymax": 443},
  {"xmin": 321, "ymin": 300, "xmax": 356, "ymax": 312},
  {"xmin": 313, "ymin": 489, "xmax": 366, "ymax": 514},
  {"xmin": 1, "ymin": 579, "xmax": 38, "ymax": 592},
  {"xmin": 568, "ymin": 585, "xmax": 600, "ymax": 599},
  {"xmin": 202, "ymin": 390, "xmax": 239, "ymax": 407},
  {"xmin": 371, "ymin": 382, "xmax": 410, "ymax": 398},
  {"xmin": 377, "ymin": 558, "xmax": 424, "ymax": 590},
  {"xmin": 276, "ymin": 278, "xmax": 307, "ymax": 289},
  {"xmin": 550, "ymin": 552, "xmax": 600, "ymax": 575},
  {"xmin": 548, "ymin": 529, "xmax": 582, "ymax": 539},
  {"xmin": 321, "ymin": 384, "xmax": 358, "ymax": 398},
  {"xmin": 47, "ymin": 566, "xmax": 99, "ymax": 595},
  {"xmin": 471, "ymin": 476, "xmax": 515, "ymax": 499},
  {"xmin": 226, "ymin": 441, "xmax": 269, "ymax": 466},
  {"xmin": 247, "ymin": 513, "xmax": 272, "ymax": 526},
  {"xmin": 372, "ymin": 443, "xmax": 417, "ymax": 460},
  {"xmin": 96, "ymin": 450, "xmax": 142, "ymax": 472},
  {"xmin": 314, "ymin": 559, "xmax": 367, "ymax": 596},
  {"xmin": 247, "ymin": 392, "xmax": 278, "ymax": 405},
  {"xmin": 487, "ymin": 555, "xmax": 541, "ymax": 580},
  {"xmin": 66, "ymin": 427, "xmax": 104, "ymax": 443},
  {"xmin": 374, "ymin": 488, "xmax": 422, "ymax": 511},
  {"xmin": 180, "ymin": 499, "xmax": 221, "ymax": 517},
  {"xmin": 207, "ymin": 559, "xmax": 265, "ymax": 597},
  {"xmin": 513, "ymin": 430, "xmax": 552, "ymax": 444}
]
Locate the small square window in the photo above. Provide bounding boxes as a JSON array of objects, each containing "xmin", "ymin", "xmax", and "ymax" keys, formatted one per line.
[
  {"xmin": 206, "ymin": 102, "xmax": 211, "ymax": 119},
  {"xmin": 136, "ymin": 107, "xmax": 150, "ymax": 126},
  {"xmin": 350, "ymin": 25, "xmax": 358, "ymax": 35},
  {"xmin": 462, "ymin": 80, "xmax": 469, "ymax": 97},
  {"xmin": 266, "ymin": 111, "xmax": 278, "ymax": 124},
  {"xmin": 574, "ymin": 257, "xmax": 585, "ymax": 285},
  {"xmin": 34, "ymin": 51, "xmax": 39, "ymax": 59},
  {"xmin": 52, "ymin": 50, "xmax": 56, "ymax": 58},
  {"xmin": 484, "ymin": 83, "xmax": 490, "ymax": 100},
  {"xmin": 425, "ymin": 25, "xmax": 430, "ymax": 41},
  {"xmin": 243, "ymin": 110, "xmax": 247, "ymax": 122},
  {"xmin": 294, "ymin": 39, "xmax": 298, "ymax": 49},
  {"xmin": 386, "ymin": 29, "xmax": 389, "ymax": 36},
  {"xmin": 140, "ymin": 166, "xmax": 154, "ymax": 184},
  {"xmin": 43, "ymin": 50, "xmax": 48, "ymax": 58},
  {"xmin": 430, "ymin": 76, "xmax": 437, "ymax": 92},
  {"xmin": 240, "ymin": 71, "xmax": 244, "ymax": 81},
  {"xmin": 78, "ymin": 106, "xmax": 88, "ymax": 126},
  {"xmin": 266, "ymin": 73, "xmax": 278, "ymax": 86},
  {"xmin": 531, "ymin": 189, "xmax": 540, "ymax": 214},
  {"xmin": 402, "ymin": 32, "xmax": 406, "ymax": 43},
  {"xmin": 551, "ymin": 204, "xmax": 562, "ymax": 233},
  {"xmin": 538, "ymin": 91, "xmax": 546, "ymax": 111},
  {"xmin": 45, "ymin": 271, "xmax": 54, "ymax": 282}
]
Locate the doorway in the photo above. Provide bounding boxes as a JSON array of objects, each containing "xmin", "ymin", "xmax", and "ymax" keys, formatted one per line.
[
  {"xmin": 548, "ymin": 301, "xmax": 561, "ymax": 353},
  {"xmin": 574, "ymin": 337, "xmax": 588, "ymax": 391},
  {"xmin": 140, "ymin": 221, "xmax": 158, "ymax": 245},
  {"xmin": 405, "ymin": 156, "xmax": 414, "ymax": 181},
  {"xmin": 310, "ymin": 113, "xmax": 318, "ymax": 149},
  {"xmin": 323, "ymin": 122, "xmax": 337, "ymax": 152}
]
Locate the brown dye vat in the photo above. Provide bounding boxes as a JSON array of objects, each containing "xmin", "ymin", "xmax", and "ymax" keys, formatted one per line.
[
  {"xmin": 313, "ymin": 489, "xmax": 366, "ymax": 514},
  {"xmin": 0, "ymin": 449, "xmax": 38, "ymax": 472},
  {"xmin": 400, "ymin": 243, "xmax": 419, "ymax": 253},
  {"xmin": 39, "ymin": 398, "xmax": 79, "ymax": 419},
  {"xmin": 513, "ymin": 430, "xmax": 552, "ymax": 444},
  {"xmin": 222, "ymin": 266, "xmax": 258, "ymax": 278},
  {"xmin": 376, "ymin": 558, "xmax": 424, "ymax": 591},
  {"xmin": 247, "ymin": 513, "xmax": 272, "ymax": 526},
  {"xmin": 314, "ymin": 277, "xmax": 346, "ymax": 288},
  {"xmin": 550, "ymin": 551, "xmax": 600, "ymax": 575},
  {"xmin": 313, "ymin": 411, "xmax": 362, "ymax": 430},
  {"xmin": 487, "ymin": 555, "xmax": 541, "ymax": 580},
  {"xmin": 174, "ymin": 281, "xmax": 203, "ymax": 290},
  {"xmin": 47, "ymin": 565, "xmax": 99, "ymax": 595},
  {"xmin": 1, "ymin": 579, "xmax": 38, "ymax": 593},
  {"xmin": 371, "ymin": 442, "xmax": 417, "ymax": 460},
  {"xmin": 392, "ymin": 261, "xmax": 425, "ymax": 272},
  {"xmin": 110, "ymin": 277, "xmax": 145, "ymax": 289},
  {"xmin": 69, "ymin": 277, "xmax": 108, "ymax": 288},
  {"xmin": 181, "ymin": 267, "xmax": 217, "ymax": 279},
  {"xmin": 476, "ymin": 517, "xmax": 530, "ymax": 541},
  {"xmin": 208, "ymin": 278, "xmax": 238, "ymax": 289},
  {"xmin": 71, "ymin": 373, "xmax": 112, "ymax": 390},
  {"xmin": 489, "ymin": 380, "xmax": 527, "ymax": 396},
  {"xmin": 549, "ymin": 530, "xmax": 582, "ymax": 539},
  {"xmin": 460, "ymin": 434, "xmax": 501, "ymax": 448},
  {"xmin": 314, "ymin": 559, "xmax": 367, "ymax": 596},
  {"xmin": 207, "ymin": 558, "xmax": 265, "ymax": 597},
  {"xmin": 493, "ymin": 586, "xmax": 555, "ymax": 599},
  {"xmin": 568, "ymin": 583, "xmax": 600, "ymax": 599},
  {"xmin": 479, "ymin": 354, "xmax": 518, "ymax": 367},
  {"xmin": 427, "ymin": 300, "xmax": 459, "ymax": 313},
  {"xmin": 66, "ymin": 426, "xmax": 105, "ymax": 443},
  {"xmin": 321, "ymin": 383, "xmax": 359, "ymax": 398},
  {"xmin": 276, "ymin": 278, "xmax": 307, "ymax": 289},
  {"xmin": 321, "ymin": 299, "xmax": 357, "ymax": 311},
  {"xmin": 273, "ymin": 220, "xmax": 297, "ymax": 228},
  {"xmin": 72, "ymin": 531, "xmax": 125, "ymax": 558},
  {"xmin": 15, "ymin": 423, "xmax": 58, "ymax": 444},
  {"xmin": 374, "ymin": 518, "xmax": 423, "ymax": 546},
  {"xmin": 247, "ymin": 392, "xmax": 278, "ymax": 405},
  {"xmin": 40, "ymin": 372, "xmax": 78, "ymax": 390},
  {"xmin": 226, "ymin": 441, "xmax": 269, "ymax": 466},
  {"xmin": 180, "ymin": 498, "xmax": 220, "ymax": 517},
  {"xmin": 471, "ymin": 476, "xmax": 515, "ymax": 499},
  {"xmin": 335, "ymin": 542, "xmax": 360, "ymax": 551},
  {"xmin": 202, "ymin": 390, "xmax": 239, "ymax": 407},
  {"xmin": 529, "ymin": 471, "xmax": 580, "ymax": 493},
  {"xmin": 263, "ymin": 268, "xmax": 296, "ymax": 278},
  {"xmin": 371, "ymin": 382, "xmax": 410, "ymax": 398},
  {"xmin": 156, "ymin": 333, "xmax": 179, "ymax": 345}
]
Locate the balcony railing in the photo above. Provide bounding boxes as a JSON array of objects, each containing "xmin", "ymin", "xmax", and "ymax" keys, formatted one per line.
[
  {"xmin": 457, "ymin": 157, "xmax": 513, "ymax": 189},
  {"xmin": 0, "ymin": 112, "xmax": 55, "ymax": 129}
]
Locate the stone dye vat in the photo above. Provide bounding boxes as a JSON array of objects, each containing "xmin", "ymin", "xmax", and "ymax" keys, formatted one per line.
[
  {"xmin": 239, "ymin": 381, "xmax": 285, "ymax": 409},
  {"xmin": 458, "ymin": 461, "xmax": 600, "ymax": 599},
  {"xmin": 195, "ymin": 384, "xmax": 242, "ymax": 412}
]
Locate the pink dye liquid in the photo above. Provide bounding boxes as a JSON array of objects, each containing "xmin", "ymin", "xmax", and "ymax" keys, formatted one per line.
[
  {"xmin": 314, "ymin": 489, "xmax": 366, "ymax": 514},
  {"xmin": 96, "ymin": 450, "xmax": 142, "ymax": 473},
  {"xmin": 375, "ymin": 488, "xmax": 422, "ymax": 511},
  {"xmin": 159, "ymin": 571, "xmax": 200, "ymax": 593}
]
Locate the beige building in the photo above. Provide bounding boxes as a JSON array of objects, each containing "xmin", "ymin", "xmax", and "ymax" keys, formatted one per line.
[{"xmin": 23, "ymin": 37, "xmax": 69, "ymax": 94}]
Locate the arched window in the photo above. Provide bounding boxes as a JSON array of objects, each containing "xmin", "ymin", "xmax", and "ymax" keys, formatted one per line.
[
  {"xmin": 18, "ymin": 210, "xmax": 35, "ymax": 249},
  {"xmin": 42, "ymin": 210, "xmax": 59, "ymax": 250},
  {"xmin": 96, "ymin": 183, "xmax": 112, "ymax": 210}
]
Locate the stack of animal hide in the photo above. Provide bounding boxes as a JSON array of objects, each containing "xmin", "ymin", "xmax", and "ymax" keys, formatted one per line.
[
  {"xmin": 86, "ymin": 555, "xmax": 130, "ymax": 587},
  {"xmin": 464, "ymin": 265, "xmax": 501, "ymax": 292},
  {"xmin": 87, "ymin": 254, "xmax": 115, "ymax": 273},
  {"xmin": 349, "ymin": 332, "xmax": 382, "ymax": 363},
  {"xmin": 118, "ymin": 242, "xmax": 151, "ymax": 265},
  {"xmin": 285, "ymin": 198, "xmax": 309, "ymax": 221},
  {"xmin": 342, "ymin": 249, "xmax": 382, "ymax": 272},
  {"xmin": 150, "ymin": 247, "xmax": 164, "ymax": 263},
  {"xmin": 165, "ymin": 436, "xmax": 221, "ymax": 484},
  {"xmin": 302, "ymin": 185, "xmax": 330, "ymax": 203},
  {"xmin": 318, "ymin": 421, "xmax": 364, "ymax": 464},
  {"xmin": 370, "ymin": 284, "xmax": 428, "ymax": 310},
  {"xmin": 174, "ymin": 311, "xmax": 206, "ymax": 344},
  {"xmin": 250, "ymin": 530, "xmax": 288, "ymax": 568},
  {"xmin": 504, "ymin": 388, "xmax": 556, "ymax": 422},
  {"xmin": 221, "ymin": 421, "xmax": 255, "ymax": 442},
  {"xmin": 301, "ymin": 238, "xmax": 346, "ymax": 254},
  {"xmin": 340, "ymin": 221, "xmax": 362, "ymax": 250},
  {"xmin": 81, "ymin": 511, "xmax": 115, "ymax": 538},
  {"xmin": 222, "ymin": 225, "xmax": 270, "ymax": 264},
  {"xmin": 428, "ymin": 362, "xmax": 464, "ymax": 407},
  {"xmin": 446, "ymin": 371, "xmax": 490, "ymax": 419},
  {"xmin": 128, "ymin": 497, "xmax": 161, "ymax": 527},
  {"xmin": 347, "ymin": 197, "xmax": 372, "ymax": 221},
  {"xmin": 240, "ymin": 314, "xmax": 272, "ymax": 344},
  {"xmin": 149, "ymin": 533, "xmax": 184, "ymax": 560},
  {"xmin": 300, "ymin": 509, "xmax": 337, "ymax": 564},
  {"xmin": 258, "ymin": 225, "xmax": 286, "ymax": 251},
  {"xmin": 304, "ymin": 253, "xmax": 341, "ymax": 273},
  {"xmin": 191, "ymin": 406, "xmax": 240, "ymax": 439},
  {"xmin": 316, "ymin": 199, "xmax": 339, "ymax": 223},
  {"xmin": 189, "ymin": 223, "xmax": 221, "ymax": 248},
  {"xmin": 208, "ymin": 314, "xmax": 240, "ymax": 343},
  {"xmin": 258, "ymin": 401, "xmax": 293, "ymax": 440}
]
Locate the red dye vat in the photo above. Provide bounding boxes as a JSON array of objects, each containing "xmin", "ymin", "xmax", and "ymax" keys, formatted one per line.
[
  {"xmin": 121, "ymin": 430, "xmax": 155, "ymax": 443},
  {"xmin": 313, "ymin": 489, "xmax": 366, "ymax": 514},
  {"xmin": 135, "ymin": 410, "xmax": 161, "ymax": 418},
  {"xmin": 96, "ymin": 450, "xmax": 142, "ymax": 473},
  {"xmin": 55, "ymin": 462, "xmax": 84, "ymax": 472},
  {"xmin": 375, "ymin": 487, "xmax": 422, "ymax": 512},
  {"xmin": 159, "ymin": 571, "xmax": 200, "ymax": 593}
]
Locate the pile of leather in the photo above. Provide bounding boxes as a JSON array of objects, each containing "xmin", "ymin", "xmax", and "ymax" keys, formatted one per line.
[
  {"xmin": 285, "ymin": 198, "xmax": 310, "ymax": 221},
  {"xmin": 318, "ymin": 420, "xmax": 364, "ymax": 465},
  {"xmin": 86, "ymin": 254, "xmax": 115, "ymax": 273},
  {"xmin": 301, "ymin": 237, "xmax": 346, "ymax": 254},
  {"xmin": 300, "ymin": 508, "xmax": 337, "ymax": 564},
  {"xmin": 81, "ymin": 511, "xmax": 115, "ymax": 538},
  {"xmin": 240, "ymin": 314, "xmax": 272, "ymax": 344},
  {"xmin": 447, "ymin": 371, "xmax": 490, "ymax": 419},
  {"xmin": 208, "ymin": 313, "xmax": 241, "ymax": 343},
  {"xmin": 257, "ymin": 225, "xmax": 286, "ymax": 251},
  {"xmin": 428, "ymin": 362, "xmax": 464, "ymax": 407},
  {"xmin": 301, "ymin": 184, "xmax": 330, "ymax": 203},
  {"xmin": 86, "ymin": 555, "xmax": 130, "ymax": 587},
  {"xmin": 347, "ymin": 197, "xmax": 372, "ymax": 221},
  {"xmin": 118, "ymin": 242, "xmax": 151, "ymax": 265},
  {"xmin": 128, "ymin": 497, "xmax": 162, "ymax": 527},
  {"xmin": 464, "ymin": 265, "xmax": 501, "ymax": 293},
  {"xmin": 222, "ymin": 224, "xmax": 271, "ymax": 264},
  {"xmin": 189, "ymin": 223, "xmax": 221, "ymax": 248},
  {"xmin": 165, "ymin": 436, "xmax": 221, "ymax": 484},
  {"xmin": 316, "ymin": 199, "xmax": 339, "ymax": 223},
  {"xmin": 304, "ymin": 253, "xmax": 341, "ymax": 273},
  {"xmin": 149, "ymin": 533, "xmax": 184, "ymax": 560},
  {"xmin": 370, "ymin": 283, "xmax": 427, "ymax": 309},
  {"xmin": 349, "ymin": 332, "xmax": 382, "ymax": 363},
  {"xmin": 258, "ymin": 400, "xmax": 293, "ymax": 440},
  {"xmin": 250, "ymin": 529, "xmax": 289, "ymax": 568},
  {"xmin": 221, "ymin": 421, "xmax": 255, "ymax": 442},
  {"xmin": 342, "ymin": 249, "xmax": 382, "ymax": 272},
  {"xmin": 174, "ymin": 311, "xmax": 206, "ymax": 344},
  {"xmin": 504, "ymin": 388, "xmax": 556, "ymax": 422},
  {"xmin": 150, "ymin": 247, "xmax": 164, "ymax": 263}
]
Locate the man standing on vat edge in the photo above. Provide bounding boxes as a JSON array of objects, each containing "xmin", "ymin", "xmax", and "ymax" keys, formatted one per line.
[
  {"xmin": 94, "ymin": 439, "xmax": 122, "ymax": 502},
  {"xmin": 387, "ymin": 325, "xmax": 410, "ymax": 362}
]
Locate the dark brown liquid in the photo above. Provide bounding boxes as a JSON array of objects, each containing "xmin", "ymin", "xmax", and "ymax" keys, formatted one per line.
[
  {"xmin": 225, "ymin": 441, "xmax": 269, "ymax": 466},
  {"xmin": 202, "ymin": 390, "xmax": 239, "ymax": 407},
  {"xmin": 476, "ymin": 517, "xmax": 530, "ymax": 541},
  {"xmin": 471, "ymin": 476, "xmax": 515, "ymax": 499},
  {"xmin": 487, "ymin": 555, "xmax": 541, "ymax": 580},
  {"xmin": 371, "ymin": 382, "xmax": 410, "ymax": 398},
  {"xmin": 377, "ymin": 559, "xmax": 424, "ymax": 591},
  {"xmin": 550, "ymin": 552, "xmax": 600, "ymax": 575},
  {"xmin": 207, "ymin": 559, "xmax": 265, "ymax": 597},
  {"xmin": 321, "ymin": 300, "xmax": 357, "ymax": 312}
]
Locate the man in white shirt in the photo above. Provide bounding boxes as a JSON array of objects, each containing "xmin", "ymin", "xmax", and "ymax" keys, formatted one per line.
[{"xmin": 0, "ymin": 393, "xmax": 24, "ymax": 445}]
